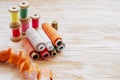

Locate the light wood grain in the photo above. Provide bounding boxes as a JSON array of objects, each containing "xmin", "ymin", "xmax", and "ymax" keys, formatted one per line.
[{"xmin": 0, "ymin": 0, "xmax": 120, "ymax": 80}]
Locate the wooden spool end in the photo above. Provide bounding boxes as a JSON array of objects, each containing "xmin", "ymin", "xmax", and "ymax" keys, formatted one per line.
[
  {"xmin": 30, "ymin": 13, "xmax": 40, "ymax": 19},
  {"xmin": 9, "ymin": 22, "xmax": 21, "ymax": 29},
  {"xmin": 11, "ymin": 34, "xmax": 22, "ymax": 42},
  {"xmin": 19, "ymin": 17, "xmax": 30, "ymax": 22},
  {"xmin": 8, "ymin": 6, "xmax": 20, "ymax": 13},
  {"xmin": 18, "ymin": 1, "xmax": 29, "ymax": 9}
]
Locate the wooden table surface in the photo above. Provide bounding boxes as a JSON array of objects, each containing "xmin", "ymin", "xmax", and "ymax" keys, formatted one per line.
[{"xmin": 0, "ymin": 0, "xmax": 120, "ymax": 80}]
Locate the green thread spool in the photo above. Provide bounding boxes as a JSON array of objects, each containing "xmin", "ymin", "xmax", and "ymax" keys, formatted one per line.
[
  {"xmin": 20, "ymin": 8, "xmax": 28, "ymax": 18},
  {"xmin": 18, "ymin": 1, "xmax": 29, "ymax": 18}
]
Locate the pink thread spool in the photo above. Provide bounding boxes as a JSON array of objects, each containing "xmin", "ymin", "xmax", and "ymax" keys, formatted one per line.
[
  {"xmin": 31, "ymin": 14, "xmax": 40, "ymax": 29},
  {"xmin": 20, "ymin": 18, "xmax": 30, "ymax": 35}
]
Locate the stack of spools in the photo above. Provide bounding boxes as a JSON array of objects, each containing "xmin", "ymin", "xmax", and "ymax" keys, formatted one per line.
[
  {"xmin": 8, "ymin": 1, "xmax": 30, "ymax": 42},
  {"xmin": 8, "ymin": 6, "xmax": 22, "ymax": 42},
  {"xmin": 8, "ymin": 1, "xmax": 65, "ymax": 60},
  {"xmin": 18, "ymin": 1, "xmax": 30, "ymax": 35}
]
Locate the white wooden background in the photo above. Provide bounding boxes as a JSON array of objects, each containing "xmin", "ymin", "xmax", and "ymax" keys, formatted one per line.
[{"xmin": 0, "ymin": 0, "xmax": 120, "ymax": 80}]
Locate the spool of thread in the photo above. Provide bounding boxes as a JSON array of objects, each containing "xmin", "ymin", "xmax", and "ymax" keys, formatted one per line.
[
  {"xmin": 8, "ymin": 6, "xmax": 22, "ymax": 42},
  {"xmin": 51, "ymin": 21, "xmax": 58, "ymax": 30},
  {"xmin": 20, "ymin": 18, "xmax": 30, "ymax": 35},
  {"xmin": 26, "ymin": 28, "xmax": 46, "ymax": 51},
  {"xmin": 31, "ymin": 14, "xmax": 40, "ymax": 29},
  {"xmin": 49, "ymin": 49, "xmax": 57, "ymax": 57},
  {"xmin": 22, "ymin": 37, "xmax": 39, "ymax": 60},
  {"xmin": 37, "ymin": 29, "xmax": 54, "ymax": 51},
  {"xmin": 55, "ymin": 43, "xmax": 65, "ymax": 52},
  {"xmin": 11, "ymin": 27, "xmax": 21, "ymax": 42},
  {"xmin": 8, "ymin": 6, "xmax": 20, "ymax": 23},
  {"xmin": 42, "ymin": 23, "xmax": 62, "ymax": 46},
  {"xmin": 18, "ymin": 1, "xmax": 29, "ymax": 18},
  {"xmin": 39, "ymin": 48, "xmax": 49, "ymax": 59}
]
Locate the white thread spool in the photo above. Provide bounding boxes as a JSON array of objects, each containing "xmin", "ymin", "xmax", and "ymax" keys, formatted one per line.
[
  {"xmin": 37, "ymin": 29, "xmax": 54, "ymax": 51},
  {"xmin": 26, "ymin": 28, "xmax": 45, "ymax": 51}
]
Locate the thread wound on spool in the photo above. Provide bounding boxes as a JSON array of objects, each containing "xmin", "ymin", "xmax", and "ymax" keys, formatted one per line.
[
  {"xmin": 22, "ymin": 37, "xmax": 39, "ymax": 60},
  {"xmin": 42, "ymin": 23, "xmax": 62, "ymax": 46},
  {"xmin": 8, "ymin": 6, "xmax": 20, "ymax": 23},
  {"xmin": 12, "ymin": 28, "xmax": 21, "ymax": 37},
  {"xmin": 31, "ymin": 14, "xmax": 40, "ymax": 29},
  {"xmin": 18, "ymin": 1, "xmax": 29, "ymax": 18},
  {"xmin": 37, "ymin": 29, "xmax": 54, "ymax": 51},
  {"xmin": 39, "ymin": 48, "xmax": 49, "ymax": 59},
  {"xmin": 21, "ymin": 19, "xmax": 29, "ymax": 34},
  {"xmin": 26, "ymin": 28, "xmax": 46, "ymax": 51}
]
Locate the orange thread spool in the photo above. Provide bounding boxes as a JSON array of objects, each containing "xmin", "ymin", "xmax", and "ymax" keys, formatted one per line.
[
  {"xmin": 42, "ymin": 23, "xmax": 62, "ymax": 46},
  {"xmin": 22, "ymin": 37, "xmax": 39, "ymax": 60}
]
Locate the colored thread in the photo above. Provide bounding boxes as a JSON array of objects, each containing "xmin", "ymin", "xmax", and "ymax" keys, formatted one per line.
[
  {"xmin": 18, "ymin": 1, "xmax": 29, "ymax": 18},
  {"xmin": 39, "ymin": 48, "xmax": 49, "ymax": 59},
  {"xmin": 21, "ymin": 20, "xmax": 29, "ymax": 34},
  {"xmin": 51, "ymin": 21, "xmax": 58, "ymax": 30},
  {"xmin": 37, "ymin": 29, "xmax": 54, "ymax": 51},
  {"xmin": 8, "ymin": 50, "xmax": 22, "ymax": 65},
  {"xmin": 22, "ymin": 37, "xmax": 39, "ymax": 60},
  {"xmin": 20, "ymin": 8, "xmax": 28, "ymax": 18},
  {"xmin": 12, "ymin": 28, "xmax": 21, "ymax": 37},
  {"xmin": 0, "ymin": 48, "xmax": 11, "ymax": 62},
  {"xmin": 11, "ymin": 13, "xmax": 19, "ymax": 23},
  {"xmin": 31, "ymin": 14, "xmax": 40, "ymax": 29},
  {"xmin": 32, "ymin": 19, "xmax": 39, "ymax": 29},
  {"xmin": 26, "ymin": 28, "xmax": 46, "ymax": 51},
  {"xmin": 42, "ymin": 23, "xmax": 62, "ymax": 46},
  {"xmin": 8, "ymin": 6, "xmax": 21, "ymax": 42},
  {"xmin": 8, "ymin": 6, "xmax": 19, "ymax": 23}
]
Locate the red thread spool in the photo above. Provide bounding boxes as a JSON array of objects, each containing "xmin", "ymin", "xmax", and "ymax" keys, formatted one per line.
[
  {"xmin": 31, "ymin": 14, "xmax": 40, "ymax": 29},
  {"xmin": 12, "ymin": 28, "xmax": 21, "ymax": 37},
  {"xmin": 39, "ymin": 48, "xmax": 49, "ymax": 59}
]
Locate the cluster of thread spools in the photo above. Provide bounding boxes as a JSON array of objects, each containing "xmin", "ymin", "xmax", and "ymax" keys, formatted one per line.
[{"xmin": 8, "ymin": 1, "xmax": 65, "ymax": 60}]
